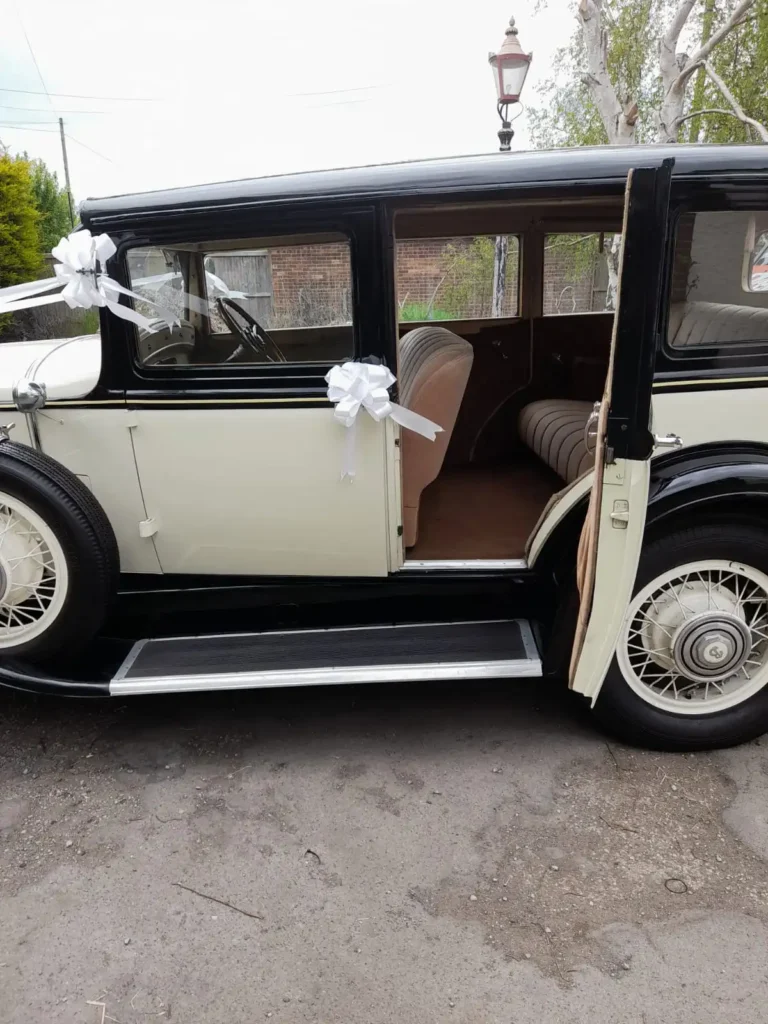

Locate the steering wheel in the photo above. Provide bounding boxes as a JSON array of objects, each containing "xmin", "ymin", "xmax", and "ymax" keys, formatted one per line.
[{"xmin": 215, "ymin": 297, "xmax": 287, "ymax": 364}]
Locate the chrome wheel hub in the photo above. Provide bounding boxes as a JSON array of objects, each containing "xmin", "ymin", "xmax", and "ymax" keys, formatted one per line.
[
  {"xmin": 618, "ymin": 561, "xmax": 768, "ymax": 714},
  {"xmin": 671, "ymin": 612, "xmax": 751, "ymax": 682}
]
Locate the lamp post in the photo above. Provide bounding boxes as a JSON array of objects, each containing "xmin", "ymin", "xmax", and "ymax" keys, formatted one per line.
[
  {"xmin": 489, "ymin": 16, "xmax": 532, "ymax": 316},
  {"xmin": 489, "ymin": 16, "xmax": 532, "ymax": 153}
]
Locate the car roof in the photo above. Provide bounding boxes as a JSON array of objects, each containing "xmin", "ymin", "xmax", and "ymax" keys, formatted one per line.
[{"xmin": 81, "ymin": 144, "xmax": 768, "ymax": 224}]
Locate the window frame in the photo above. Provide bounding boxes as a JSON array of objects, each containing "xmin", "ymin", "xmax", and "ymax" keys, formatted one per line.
[
  {"xmin": 101, "ymin": 203, "xmax": 388, "ymax": 399},
  {"xmin": 655, "ymin": 179, "xmax": 768, "ymax": 383}
]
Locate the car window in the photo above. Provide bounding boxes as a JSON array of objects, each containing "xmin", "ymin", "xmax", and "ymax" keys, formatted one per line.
[
  {"xmin": 542, "ymin": 233, "xmax": 622, "ymax": 315},
  {"xmin": 668, "ymin": 211, "xmax": 768, "ymax": 349},
  {"xmin": 127, "ymin": 239, "xmax": 354, "ymax": 367},
  {"xmin": 396, "ymin": 235, "xmax": 520, "ymax": 322}
]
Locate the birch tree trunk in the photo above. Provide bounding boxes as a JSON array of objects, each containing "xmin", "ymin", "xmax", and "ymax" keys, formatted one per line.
[
  {"xmin": 491, "ymin": 236, "xmax": 509, "ymax": 318},
  {"xmin": 576, "ymin": 0, "xmax": 763, "ymax": 146},
  {"xmin": 578, "ymin": 0, "xmax": 639, "ymax": 144}
]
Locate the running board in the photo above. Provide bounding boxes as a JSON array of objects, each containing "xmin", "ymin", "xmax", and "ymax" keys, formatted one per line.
[{"xmin": 110, "ymin": 619, "xmax": 541, "ymax": 696}]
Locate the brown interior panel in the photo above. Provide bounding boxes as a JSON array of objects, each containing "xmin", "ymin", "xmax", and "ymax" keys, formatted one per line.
[
  {"xmin": 398, "ymin": 313, "xmax": 612, "ymax": 466},
  {"xmin": 407, "ymin": 460, "xmax": 562, "ymax": 560},
  {"xmin": 395, "ymin": 200, "xmax": 624, "ymax": 240}
]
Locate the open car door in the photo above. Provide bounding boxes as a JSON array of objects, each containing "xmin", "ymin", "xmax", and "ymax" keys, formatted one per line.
[{"xmin": 570, "ymin": 159, "xmax": 674, "ymax": 701}]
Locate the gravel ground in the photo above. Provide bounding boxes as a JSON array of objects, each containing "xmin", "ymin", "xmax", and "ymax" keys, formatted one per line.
[{"xmin": 1, "ymin": 679, "xmax": 767, "ymax": 1024}]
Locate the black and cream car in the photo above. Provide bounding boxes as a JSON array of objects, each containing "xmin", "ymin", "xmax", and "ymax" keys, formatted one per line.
[{"xmin": 2, "ymin": 144, "xmax": 768, "ymax": 752}]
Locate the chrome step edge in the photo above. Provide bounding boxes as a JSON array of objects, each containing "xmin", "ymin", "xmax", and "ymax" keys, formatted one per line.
[{"xmin": 110, "ymin": 657, "xmax": 542, "ymax": 696}]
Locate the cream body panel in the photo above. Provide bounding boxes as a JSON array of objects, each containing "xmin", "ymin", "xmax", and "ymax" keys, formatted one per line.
[
  {"xmin": 35, "ymin": 409, "xmax": 161, "ymax": 574},
  {"xmin": 570, "ymin": 458, "xmax": 650, "ymax": 700},
  {"xmin": 131, "ymin": 407, "xmax": 391, "ymax": 576},
  {"xmin": 0, "ymin": 335, "xmax": 100, "ymax": 402},
  {"xmin": 652, "ymin": 386, "xmax": 768, "ymax": 444}
]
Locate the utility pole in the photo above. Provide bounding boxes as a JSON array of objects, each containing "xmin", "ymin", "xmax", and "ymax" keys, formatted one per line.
[{"xmin": 58, "ymin": 117, "xmax": 75, "ymax": 229}]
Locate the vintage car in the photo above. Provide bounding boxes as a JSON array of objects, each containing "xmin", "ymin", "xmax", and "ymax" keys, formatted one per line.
[{"xmin": 1, "ymin": 144, "xmax": 768, "ymax": 752}]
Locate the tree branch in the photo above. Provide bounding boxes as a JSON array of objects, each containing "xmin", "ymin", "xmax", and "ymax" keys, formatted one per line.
[
  {"xmin": 660, "ymin": 0, "xmax": 697, "ymax": 92},
  {"xmin": 686, "ymin": 0, "xmax": 755, "ymax": 68},
  {"xmin": 701, "ymin": 60, "xmax": 768, "ymax": 141},
  {"xmin": 675, "ymin": 107, "xmax": 751, "ymax": 127},
  {"xmin": 666, "ymin": 0, "xmax": 698, "ymax": 54},
  {"xmin": 658, "ymin": 0, "xmax": 757, "ymax": 142}
]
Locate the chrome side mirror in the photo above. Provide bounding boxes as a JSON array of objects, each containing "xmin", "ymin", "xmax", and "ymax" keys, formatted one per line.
[
  {"xmin": 11, "ymin": 379, "xmax": 46, "ymax": 451},
  {"xmin": 12, "ymin": 378, "xmax": 47, "ymax": 413}
]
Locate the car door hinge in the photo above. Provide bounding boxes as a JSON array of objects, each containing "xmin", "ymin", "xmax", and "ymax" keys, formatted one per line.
[
  {"xmin": 397, "ymin": 525, "xmax": 403, "ymax": 537},
  {"xmin": 610, "ymin": 499, "xmax": 629, "ymax": 530},
  {"xmin": 139, "ymin": 517, "xmax": 158, "ymax": 538}
]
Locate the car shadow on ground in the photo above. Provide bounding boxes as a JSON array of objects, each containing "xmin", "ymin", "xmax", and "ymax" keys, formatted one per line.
[{"xmin": 0, "ymin": 676, "xmax": 590, "ymax": 763}]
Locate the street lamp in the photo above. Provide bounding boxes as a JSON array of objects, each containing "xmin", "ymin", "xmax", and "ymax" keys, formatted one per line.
[{"xmin": 489, "ymin": 16, "xmax": 532, "ymax": 152}]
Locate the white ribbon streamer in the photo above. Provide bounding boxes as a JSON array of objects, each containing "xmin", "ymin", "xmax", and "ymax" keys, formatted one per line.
[
  {"xmin": 0, "ymin": 229, "xmax": 176, "ymax": 331},
  {"xmin": 129, "ymin": 268, "xmax": 248, "ymax": 319},
  {"xmin": 326, "ymin": 361, "xmax": 443, "ymax": 479}
]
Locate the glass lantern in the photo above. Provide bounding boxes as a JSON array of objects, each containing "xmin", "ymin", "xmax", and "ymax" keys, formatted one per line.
[{"xmin": 489, "ymin": 17, "xmax": 532, "ymax": 105}]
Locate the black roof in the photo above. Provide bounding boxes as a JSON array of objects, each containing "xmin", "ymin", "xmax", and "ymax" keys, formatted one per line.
[{"xmin": 81, "ymin": 144, "xmax": 768, "ymax": 224}]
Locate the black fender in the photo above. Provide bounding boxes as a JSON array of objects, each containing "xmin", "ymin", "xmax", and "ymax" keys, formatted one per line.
[
  {"xmin": 532, "ymin": 442, "xmax": 768, "ymax": 676},
  {"xmin": 647, "ymin": 441, "xmax": 768, "ymax": 531},
  {"xmin": 536, "ymin": 442, "xmax": 768, "ymax": 573}
]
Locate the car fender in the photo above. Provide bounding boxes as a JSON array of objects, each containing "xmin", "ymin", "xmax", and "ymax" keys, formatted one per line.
[{"xmin": 646, "ymin": 442, "xmax": 768, "ymax": 531}]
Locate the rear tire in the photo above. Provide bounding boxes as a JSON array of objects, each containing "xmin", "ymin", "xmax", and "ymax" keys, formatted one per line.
[
  {"xmin": 0, "ymin": 441, "xmax": 119, "ymax": 664},
  {"xmin": 592, "ymin": 523, "xmax": 768, "ymax": 751}
]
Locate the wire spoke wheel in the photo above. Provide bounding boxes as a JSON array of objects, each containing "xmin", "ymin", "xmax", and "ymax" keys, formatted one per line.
[
  {"xmin": 618, "ymin": 559, "xmax": 768, "ymax": 715},
  {"xmin": 0, "ymin": 492, "xmax": 68, "ymax": 648}
]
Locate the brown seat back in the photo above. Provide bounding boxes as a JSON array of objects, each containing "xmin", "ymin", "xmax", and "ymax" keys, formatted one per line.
[{"xmin": 399, "ymin": 326, "xmax": 474, "ymax": 548}]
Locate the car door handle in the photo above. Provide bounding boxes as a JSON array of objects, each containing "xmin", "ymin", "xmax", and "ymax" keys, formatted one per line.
[
  {"xmin": 653, "ymin": 433, "xmax": 683, "ymax": 450},
  {"xmin": 584, "ymin": 401, "xmax": 601, "ymax": 454}
]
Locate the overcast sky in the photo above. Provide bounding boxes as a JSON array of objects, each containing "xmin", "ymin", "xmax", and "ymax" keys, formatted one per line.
[{"xmin": 0, "ymin": 0, "xmax": 575, "ymax": 203}]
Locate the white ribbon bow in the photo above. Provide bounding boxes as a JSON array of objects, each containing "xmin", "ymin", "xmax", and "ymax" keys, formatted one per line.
[
  {"xmin": 0, "ymin": 229, "xmax": 176, "ymax": 330},
  {"xmin": 326, "ymin": 361, "xmax": 443, "ymax": 479}
]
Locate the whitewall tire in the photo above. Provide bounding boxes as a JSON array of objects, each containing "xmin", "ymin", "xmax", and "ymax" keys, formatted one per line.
[
  {"xmin": 593, "ymin": 522, "xmax": 768, "ymax": 751},
  {"xmin": 0, "ymin": 442, "xmax": 119, "ymax": 664}
]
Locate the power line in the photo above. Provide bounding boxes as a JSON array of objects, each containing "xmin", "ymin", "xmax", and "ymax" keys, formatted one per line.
[
  {"xmin": 0, "ymin": 102, "xmax": 107, "ymax": 114},
  {"xmin": 0, "ymin": 118, "xmax": 58, "ymax": 124},
  {"xmin": 0, "ymin": 123, "xmax": 58, "ymax": 132},
  {"xmin": 65, "ymin": 132, "xmax": 113, "ymax": 163},
  {"xmin": 0, "ymin": 85, "xmax": 155, "ymax": 102},
  {"xmin": 11, "ymin": 3, "xmax": 54, "ymax": 112},
  {"xmin": 0, "ymin": 121, "xmax": 113, "ymax": 161}
]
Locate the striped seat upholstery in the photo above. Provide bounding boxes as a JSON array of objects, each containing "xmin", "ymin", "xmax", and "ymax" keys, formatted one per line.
[
  {"xmin": 519, "ymin": 399, "xmax": 595, "ymax": 483},
  {"xmin": 399, "ymin": 326, "xmax": 474, "ymax": 548},
  {"xmin": 669, "ymin": 301, "xmax": 768, "ymax": 348}
]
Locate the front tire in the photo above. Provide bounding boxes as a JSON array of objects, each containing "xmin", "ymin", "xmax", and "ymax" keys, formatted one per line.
[
  {"xmin": 0, "ymin": 441, "xmax": 119, "ymax": 664},
  {"xmin": 592, "ymin": 522, "xmax": 768, "ymax": 751}
]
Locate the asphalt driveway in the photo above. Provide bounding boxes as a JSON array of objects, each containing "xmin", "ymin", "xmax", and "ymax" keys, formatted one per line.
[{"xmin": 1, "ymin": 680, "xmax": 767, "ymax": 1023}]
